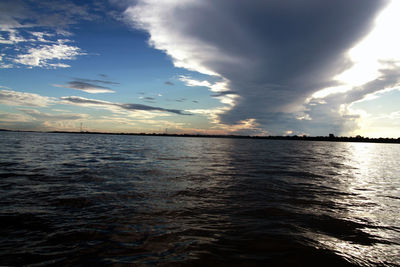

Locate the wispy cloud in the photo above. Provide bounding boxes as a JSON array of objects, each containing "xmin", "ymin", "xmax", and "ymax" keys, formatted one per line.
[
  {"xmin": 0, "ymin": 108, "xmax": 87, "ymax": 132},
  {"xmin": 19, "ymin": 108, "xmax": 86, "ymax": 121},
  {"xmin": 59, "ymin": 96, "xmax": 113, "ymax": 107},
  {"xmin": 141, "ymin": 96, "xmax": 156, "ymax": 103},
  {"xmin": 53, "ymin": 79, "xmax": 116, "ymax": 94},
  {"xmin": 120, "ymin": 103, "xmax": 188, "ymax": 115},
  {"xmin": 0, "ymin": 111, "xmax": 30, "ymax": 122},
  {"xmin": 73, "ymin": 78, "xmax": 120, "ymax": 85},
  {"xmin": 0, "ymin": 111, "xmax": 44, "ymax": 131},
  {"xmin": 0, "ymin": 89, "xmax": 54, "ymax": 107},
  {"xmin": 60, "ymin": 96, "xmax": 190, "ymax": 115}
]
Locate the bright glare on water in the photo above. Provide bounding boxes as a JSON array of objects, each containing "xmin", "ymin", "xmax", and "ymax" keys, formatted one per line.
[{"xmin": 0, "ymin": 132, "xmax": 399, "ymax": 266}]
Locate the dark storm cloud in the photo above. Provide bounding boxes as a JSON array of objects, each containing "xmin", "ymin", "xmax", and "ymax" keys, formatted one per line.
[
  {"xmin": 127, "ymin": 0, "xmax": 389, "ymax": 133},
  {"xmin": 60, "ymin": 96, "xmax": 190, "ymax": 115},
  {"xmin": 211, "ymin": 1, "xmax": 386, "ymax": 123}
]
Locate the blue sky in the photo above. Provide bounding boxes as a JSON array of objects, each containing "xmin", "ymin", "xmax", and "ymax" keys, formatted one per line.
[{"xmin": 1, "ymin": 0, "xmax": 400, "ymax": 137}]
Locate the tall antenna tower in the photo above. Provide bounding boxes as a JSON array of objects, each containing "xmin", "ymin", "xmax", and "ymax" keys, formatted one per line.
[{"xmin": 80, "ymin": 122, "xmax": 83, "ymax": 132}]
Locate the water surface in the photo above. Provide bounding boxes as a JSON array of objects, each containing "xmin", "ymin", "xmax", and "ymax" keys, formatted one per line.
[{"xmin": 0, "ymin": 132, "xmax": 399, "ymax": 266}]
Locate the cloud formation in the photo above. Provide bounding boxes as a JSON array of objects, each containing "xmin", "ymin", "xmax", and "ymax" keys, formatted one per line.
[
  {"xmin": 125, "ymin": 0, "xmax": 389, "ymax": 134},
  {"xmin": 53, "ymin": 78, "xmax": 116, "ymax": 93},
  {"xmin": 61, "ymin": 96, "xmax": 190, "ymax": 115},
  {"xmin": 74, "ymin": 78, "xmax": 120, "ymax": 86},
  {"xmin": 0, "ymin": 0, "xmax": 98, "ymax": 68},
  {"xmin": 0, "ymin": 89, "xmax": 189, "ymax": 117},
  {"xmin": 13, "ymin": 40, "xmax": 85, "ymax": 68},
  {"xmin": 302, "ymin": 62, "xmax": 400, "ymax": 134},
  {"xmin": 19, "ymin": 108, "xmax": 85, "ymax": 121},
  {"xmin": 0, "ymin": 89, "xmax": 53, "ymax": 107}
]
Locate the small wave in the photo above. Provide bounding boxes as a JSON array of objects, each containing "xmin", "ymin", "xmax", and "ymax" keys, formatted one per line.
[{"xmin": 157, "ymin": 157, "xmax": 181, "ymax": 161}]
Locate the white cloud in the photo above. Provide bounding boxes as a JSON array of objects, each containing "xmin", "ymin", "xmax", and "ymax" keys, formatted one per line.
[
  {"xmin": 0, "ymin": 29, "xmax": 27, "ymax": 44},
  {"xmin": 0, "ymin": 64, "xmax": 13, "ymax": 69},
  {"xmin": 179, "ymin": 76, "xmax": 212, "ymax": 88},
  {"xmin": 0, "ymin": 54, "xmax": 13, "ymax": 68},
  {"xmin": 179, "ymin": 75, "xmax": 233, "ymax": 93},
  {"xmin": 29, "ymin": 31, "xmax": 55, "ymax": 43},
  {"xmin": 13, "ymin": 41, "xmax": 85, "ymax": 68},
  {"xmin": 179, "ymin": 75, "xmax": 238, "ymax": 106},
  {"xmin": 0, "ymin": 89, "xmax": 54, "ymax": 107}
]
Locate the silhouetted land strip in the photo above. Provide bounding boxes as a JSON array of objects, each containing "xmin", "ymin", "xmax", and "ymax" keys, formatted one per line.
[{"xmin": 1, "ymin": 128, "xmax": 400, "ymax": 144}]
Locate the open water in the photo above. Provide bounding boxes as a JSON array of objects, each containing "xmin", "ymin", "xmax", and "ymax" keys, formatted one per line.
[{"xmin": 0, "ymin": 131, "xmax": 399, "ymax": 266}]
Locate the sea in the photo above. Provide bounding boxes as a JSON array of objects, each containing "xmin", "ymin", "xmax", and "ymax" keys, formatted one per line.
[{"xmin": 0, "ymin": 131, "xmax": 399, "ymax": 266}]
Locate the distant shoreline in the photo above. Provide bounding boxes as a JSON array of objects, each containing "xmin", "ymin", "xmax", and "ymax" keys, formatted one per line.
[{"xmin": 1, "ymin": 128, "xmax": 400, "ymax": 144}]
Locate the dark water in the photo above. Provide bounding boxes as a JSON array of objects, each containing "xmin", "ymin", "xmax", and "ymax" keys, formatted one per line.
[{"xmin": 0, "ymin": 132, "xmax": 399, "ymax": 266}]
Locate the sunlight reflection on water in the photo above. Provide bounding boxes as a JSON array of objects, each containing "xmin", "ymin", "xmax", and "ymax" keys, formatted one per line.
[{"xmin": 310, "ymin": 142, "xmax": 400, "ymax": 266}]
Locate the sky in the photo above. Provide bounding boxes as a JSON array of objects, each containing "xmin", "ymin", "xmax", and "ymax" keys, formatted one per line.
[{"xmin": 1, "ymin": 0, "xmax": 400, "ymax": 137}]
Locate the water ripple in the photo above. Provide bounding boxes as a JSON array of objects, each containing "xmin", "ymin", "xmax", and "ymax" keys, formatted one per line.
[{"xmin": 0, "ymin": 132, "xmax": 399, "ymax": 266}]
